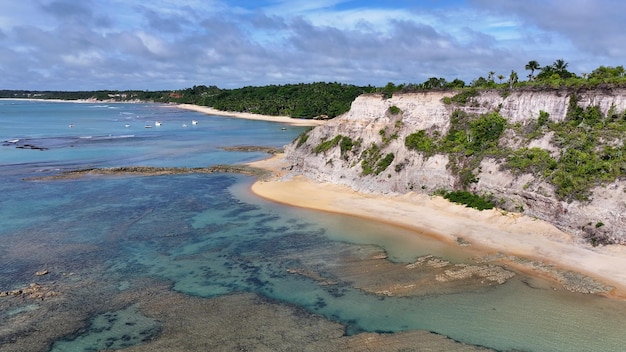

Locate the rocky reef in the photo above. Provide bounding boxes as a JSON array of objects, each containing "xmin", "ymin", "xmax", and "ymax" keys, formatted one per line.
[{"xmin": 285, "ymin": 87, "xmax": 626, "ymax": 244}]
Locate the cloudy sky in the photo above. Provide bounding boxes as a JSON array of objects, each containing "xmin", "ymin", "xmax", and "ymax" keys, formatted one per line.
[{"xmin": 1, "ymin": 0, "xmax": 624, "ymax": 91}]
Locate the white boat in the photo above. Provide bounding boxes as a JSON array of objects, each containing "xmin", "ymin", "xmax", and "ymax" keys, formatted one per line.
[
  {"xmin": 145, "ymin": 125, "xmax": 152, "ymax": 128},
  {"xmin": 155, "ymin": 121, "xmax": 162, "ymax": 126},
  {"xmin": 182, "ymin": 123, "xmax": 188, "ymax": 127},
  {"xmin": 68, "ymin": 124, "xmax": 74, "ymax": 128},
  {"xmin": 125, "ymin": 124, "xmax": 131, "ymax": 128},
  {"xmin": 7, "ymin": 139, "xmax": 19, "ymax": 143},
  {"xmin": 191, "ymin": 120, "xmax": 198, "ymax": 125}
]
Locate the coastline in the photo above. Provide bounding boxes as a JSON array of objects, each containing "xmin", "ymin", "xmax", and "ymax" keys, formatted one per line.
[
  {"xmin": 176, "ymin": 103, "xmax": 327, "ymax": 126},
  {"xmin": 249, "ymin": 154, "xmax": 626, "ymax": 298}
]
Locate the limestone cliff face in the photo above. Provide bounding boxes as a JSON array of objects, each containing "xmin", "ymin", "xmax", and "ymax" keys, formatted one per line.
[{"xmin": 284, "ymin": 88, "xmax": 626, "ymax": 244}]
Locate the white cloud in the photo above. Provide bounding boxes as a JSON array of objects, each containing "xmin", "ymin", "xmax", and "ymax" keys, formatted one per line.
[
  {"xmin": 0, "ymin": 0, "xmax": 623, "ymax": 90},
  {"xmin": 61, "ymin": 50, "xmax": 104, "ymax": 66}
]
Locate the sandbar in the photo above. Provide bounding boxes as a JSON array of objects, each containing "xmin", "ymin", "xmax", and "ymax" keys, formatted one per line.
[
  {"xmin": 249, "ymin": 154, "xmax": 626, "ymax": 298},
  {"xmin": 176, "ymin": 104, "xmax": 327, "ymax": 126}
]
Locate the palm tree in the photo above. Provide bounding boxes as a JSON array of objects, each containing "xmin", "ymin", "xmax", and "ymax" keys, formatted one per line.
[
  {"xmin": 497, "ymin": 74, "xmax": 504, "ymax": 84},
  {"xmin": 525, "ymin": 60, "xmax": 540, "ymax": 81},
  {"xmin": 509, "ymin": 70, "xmax": 519, "ymax": 88},
  {"xmin": 552, "ymin": 59, "xmax": 569, "ymax": 73}
]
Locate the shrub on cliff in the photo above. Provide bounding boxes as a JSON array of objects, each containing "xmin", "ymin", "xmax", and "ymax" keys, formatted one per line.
[
  {"xmin": 314, "ymin": 135, "xmax": 343, "ymax": 154},
  {"xmin": 505, "ymin": 147, "xmax": 557, "ymax": 178},
  {"xmin": 389, "ymin": 105, "xmax": 402, "ymax": 115},
  {"xmin": 405, "ymin": 130, "xmax": 436, "ymax": 154},
  {"xmin": 450, "ymin": 88, "xmax": 479, "ymax": 105},
  {"xmin": 442, "ymin": 191, "xmax": 494, "ymax": 210}
]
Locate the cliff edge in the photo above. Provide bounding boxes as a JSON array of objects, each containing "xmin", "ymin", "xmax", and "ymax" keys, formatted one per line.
[{"xmin": 284, "ymin": 88, "xmax": 626, "ymax": 245}]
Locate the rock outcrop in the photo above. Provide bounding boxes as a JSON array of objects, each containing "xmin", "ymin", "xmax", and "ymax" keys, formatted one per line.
[{"xmin": 285, "ymin": 88, "xmax": 626, "ymax": 244}]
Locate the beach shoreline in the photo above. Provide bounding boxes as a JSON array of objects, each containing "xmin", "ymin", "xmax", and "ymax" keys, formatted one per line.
[
  {"xmin": 249, "ymin": 154, "xmax": 626, "ymax": 298},
  {"xmin": 176, "ymin": 103, "xmax": 327, "ymax": 126}
]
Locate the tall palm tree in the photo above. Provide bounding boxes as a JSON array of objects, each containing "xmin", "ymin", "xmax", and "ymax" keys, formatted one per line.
[
  {"xmin": 525, "ymin": 60, "xmax": 540, "ymax": 80},
  {"xmin": 553, "ymin": 59, "xmax": 569, "ymax": 73}
]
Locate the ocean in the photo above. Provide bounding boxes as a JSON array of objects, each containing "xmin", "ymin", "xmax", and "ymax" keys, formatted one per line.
[{"xmin": 1, "ymin": 100, "xmax": 626, "ymax": 351}]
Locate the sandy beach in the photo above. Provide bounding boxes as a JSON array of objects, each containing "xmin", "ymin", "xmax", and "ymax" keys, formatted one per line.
[
  {"xmin": 249, "ymin": 154, "xmax": 626, "ymax": 298},
  {"xmin": 176, "ymin": 104, "xmax": 327, "ymax": 126}
]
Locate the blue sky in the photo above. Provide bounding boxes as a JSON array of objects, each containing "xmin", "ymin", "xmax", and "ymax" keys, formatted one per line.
[{"xmin": 1, "ymin": 0, "xmax": 624, "ymax": 90}]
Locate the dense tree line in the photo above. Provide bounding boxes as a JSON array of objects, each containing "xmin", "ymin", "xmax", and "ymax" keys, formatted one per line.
[
  {"xmin": 171, "ymin": 82, "xmax": 375, "ymax": 119},
  {"xmin": 380, "ymin": 60, "xmax": 626, "ymax": 97},
  {"xmin": 1, "ymin": 82, "xmax": 374, "ymax": 119}
]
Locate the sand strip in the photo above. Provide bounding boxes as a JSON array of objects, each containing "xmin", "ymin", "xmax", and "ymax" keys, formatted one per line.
[
  {"xmin": 249, "ymin": 154, "xmax": 626, "ymax": 298},
  {"xmin": 176, "ymin": 104, "xmax": 327, "ymax": 126}
]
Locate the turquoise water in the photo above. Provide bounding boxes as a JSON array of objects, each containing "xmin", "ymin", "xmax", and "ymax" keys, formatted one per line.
[{"xmin": 1, "ymin": 100, "xmax": 626, "ymax": 352}]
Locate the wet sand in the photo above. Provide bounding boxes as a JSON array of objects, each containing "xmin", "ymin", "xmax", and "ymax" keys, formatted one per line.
[
  {"xmin": 176, "ymin": 104, "xmax": 327, "ymax": 126},
  {"xmin": 249, "ymin": 154, "xmax": 626, "ymax": 298}
]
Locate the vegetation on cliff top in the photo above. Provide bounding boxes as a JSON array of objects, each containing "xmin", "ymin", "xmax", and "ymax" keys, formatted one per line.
[{"xmin": 382, "ymin": 60, "xmax": 626, "ymax": 96}]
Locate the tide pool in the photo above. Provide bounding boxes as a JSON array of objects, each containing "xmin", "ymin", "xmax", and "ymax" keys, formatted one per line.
[{"xmin": 1, "ymin": 101, "xmax": 625, "ymax": 352}]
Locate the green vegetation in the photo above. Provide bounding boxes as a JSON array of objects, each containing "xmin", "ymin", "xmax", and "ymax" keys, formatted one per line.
[
  {"xmin": 339, "ymin": 136, "xmax": 355, "ymax": 156},
  {"xmin": 295, "ymin": 128, "xmax": 312, "ymax": 148},
  {"xmin": 441, "ymin": 190, "xmax": 495, "ymax": 210},
  {"xmin": 405, "ymin": 110, "xmax": 507, "ymax": 189},
  {"xmin": 199, "ymin": 82, "xmax": 374, "ymax": 119},
  {"xmin": 376, "ymin": 153, "xmax": 395, "ymax": 175},
  {"xmin": 314, "ymin": 135, "xmax": 343, "ymax": 154},
  {"xmin": 404, "ymin": 94, "xmax": 626, "ymax": 202},
  {"xmin": 389, "ymin": 105, "xmax": 402, "ymax": 115},
  {"xmin": 405, "ymin": 130, "xmax": 436, "ymax": 154},
  {"xmin": 444, "ymin": 111, "xmax": 507, "ymax": 187},
  {"xmin": 381, "ymin": 60, "xmax": 626, "ymax": 93},
  {"xmin": 312, "ymin": 134, "xmax": 356, "ymax": 161},
  {"xmin": 360, "ymin": 143, "xmax": 381, "ymax": 175},
  {"xmin": 361, "ymin": 143, "xmax": 394, "ymax": 176},
  {"xmin": 506, "ymin": 148, "xmax": 557, "ymax": 178},
  {"xmin": 450, "ymin": 88, "xmax": 479, "ymax": 105},
  {"xmin": 1, "ymin": 82, "xmax": 374, "ymax": 120},
  {"xmin": 537, "ymin": 96, "xmax": 626, "ymax": 201}
]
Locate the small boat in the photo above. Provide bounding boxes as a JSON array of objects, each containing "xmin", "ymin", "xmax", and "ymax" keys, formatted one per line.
[
  {"xmin": 144, "ymin": 125, "xmax": 152, "ymax": 128},
  {"xmin": 125, "ymin": 124, "xmax": 131, "ymax": 128},
  {"xmin": 182, "ymin": 123, "xmax": 188, "ymax": 127},
  {"xmin": 7, "ymin": 139, "xmax": 19, "ymax": 143},
  {"xmin": 155, "ymin": 121, "xmax": 162, "ymax": 126},
  {"xmin": 191, "ymin": 120, "xmax": 198, "ymax": 125},
  {"xmin": 68, "ymin": 124, "xmax": 74, "ymax": 128},
  {"xmin": 281, "ymin": 127, "xmax": 287, "ymax": 130}
]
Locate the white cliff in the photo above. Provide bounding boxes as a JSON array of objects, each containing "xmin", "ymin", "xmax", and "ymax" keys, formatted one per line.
[{"xmin": 285, "ymin": 88, "xmax": 626, "ymax": 244}]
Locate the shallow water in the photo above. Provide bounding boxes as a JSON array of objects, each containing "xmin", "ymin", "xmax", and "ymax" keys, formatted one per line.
[{"xmin": 1, "ymin": 101, "xmax": 626, "ymax": 352}]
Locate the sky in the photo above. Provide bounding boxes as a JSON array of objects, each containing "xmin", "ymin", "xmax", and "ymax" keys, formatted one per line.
[{"xmin": 1, "ymin": 0, "xmax": 625, "ymax": 91}]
